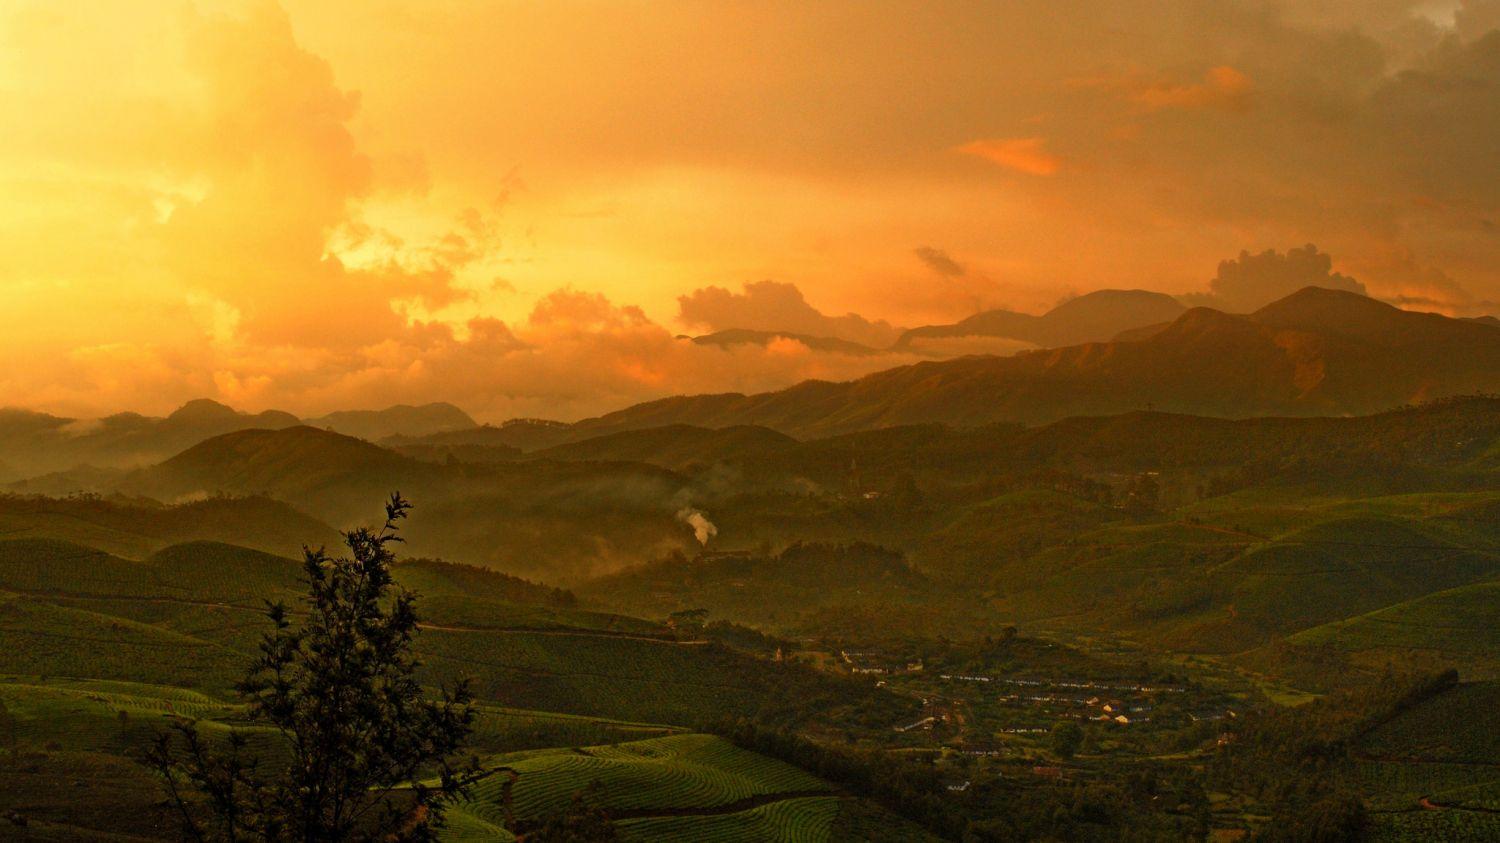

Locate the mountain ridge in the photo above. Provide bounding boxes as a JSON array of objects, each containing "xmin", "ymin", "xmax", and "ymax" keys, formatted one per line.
[{"xmin": 571, "ymin": 287, "xmax": 1500, "ymax": 438}]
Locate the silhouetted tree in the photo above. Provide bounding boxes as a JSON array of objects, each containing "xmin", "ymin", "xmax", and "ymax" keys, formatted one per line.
[{"xmin": 149, "ymin": 494, "xmax": 479, "ymax": 841}]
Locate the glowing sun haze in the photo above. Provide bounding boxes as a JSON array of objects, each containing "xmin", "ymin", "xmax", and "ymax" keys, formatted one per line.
[{"xmin": 3, "ymin": 0, "xmax": 1498, "ymax": 420}]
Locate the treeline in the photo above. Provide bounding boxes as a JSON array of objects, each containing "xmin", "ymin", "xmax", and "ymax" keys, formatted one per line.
[
  {"xmin": 707, "ymin": 718, "xmax": 1209, "ymax": 842},
  {"xmin": 705, "ymin": 716, "xmax": 960, "ymax": 838}
]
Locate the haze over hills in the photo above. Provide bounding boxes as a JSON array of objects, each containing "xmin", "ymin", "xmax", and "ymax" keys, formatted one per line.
[
  {"xmin": 0, "ymin": 399, "xmax": 483, "ymax": 479},
  {"xmin": 573, "ymin": 288, "xmax": 1500, "ymax": 438},
  {"xmin": 0, "ymin": 399, "xmax": 301, "ymax": 479},
  {"xmin": 7, "ymin": 386, "xmax": 1500, "ymax": 838}
]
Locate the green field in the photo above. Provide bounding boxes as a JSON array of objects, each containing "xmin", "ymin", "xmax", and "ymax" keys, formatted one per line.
[{"xmin": 0, "ymin": 533, "xmax": 908, "ymax": 841}]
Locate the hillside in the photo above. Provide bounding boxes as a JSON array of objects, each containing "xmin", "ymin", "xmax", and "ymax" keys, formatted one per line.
[
  {"xmin": 581, "ymin": 543, "xmax": 934, "ymax": 631},
  {"xmin": 1292, "ymin": 580, "xmax": 1500, "ymax": 675},
  {"xmin": 0, "ymin": 493, "xmax": 340, "ymax": 559},
  {"xmin": 0, "ymin": 536, "xmax": 910, "ymax": 725},
  {"xmin": 576, "ymin": 288, "xmax": 1500, "ymax": 437}
]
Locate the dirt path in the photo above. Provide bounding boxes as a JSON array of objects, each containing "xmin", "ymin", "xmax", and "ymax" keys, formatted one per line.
[{"xmin": 1419, "ymin": 795, "xmax": 1500, "ymax": 814}]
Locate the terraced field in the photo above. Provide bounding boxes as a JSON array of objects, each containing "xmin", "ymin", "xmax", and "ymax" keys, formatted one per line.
[
  {"xmin": 463, "ymin": 734, "xmax": 826, "ymax": 818},
  {"xmin": 1371, "ymin": 810, "xmax": 1500, "ymax": 841},
  {"xmin": 615, "ymin": 796, "xmax": 841, "ymax": 842},
  {"xmin": 1354, "ymin": 681, "xmax": 1500, "ymax": 828},
  {"xmin": 1362, "ymin": 682, "xmax": 1500, "ymax": 763},
  {"xmin": 443, "ymin": 735, "xmax": 839, "ymax": 842}
]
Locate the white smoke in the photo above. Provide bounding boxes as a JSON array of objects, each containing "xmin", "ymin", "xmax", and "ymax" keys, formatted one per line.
[{"xmin": 676, "ymin": 507, "xmax": 718, "ymax": 545}]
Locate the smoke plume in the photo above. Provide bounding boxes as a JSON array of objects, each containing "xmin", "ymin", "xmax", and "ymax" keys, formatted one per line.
[{"xmin": 676, "ymin": 507, "xmax": 718, "ymax": 545}]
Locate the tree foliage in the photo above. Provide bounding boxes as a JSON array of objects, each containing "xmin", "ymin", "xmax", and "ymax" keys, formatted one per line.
[{"xmin": 149, "ymin": 494, "xmax": 480, "ymax": 841}]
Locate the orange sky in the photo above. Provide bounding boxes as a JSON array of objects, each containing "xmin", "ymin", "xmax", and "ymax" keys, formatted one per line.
[{"xmin": 2, "ymin": 0, "xmax": 1497, "ymax": 420}]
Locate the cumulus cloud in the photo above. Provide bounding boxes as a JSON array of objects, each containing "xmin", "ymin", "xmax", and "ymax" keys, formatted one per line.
[
  {"xmin": 1183, "ymin": 245, "xmax": 1368, "ymax": 312},
  {"xmin": 188, "ymin": 287, "xmax": 928, "ymax": 422},
  {"xmin": 8, "ymin": 0, "xmax": 1500, "ymax": 420},
  {"xmin": 676, "ymin": 280, "xmax": 903, "ymax": 347},
  {"xmin": 154, "ymin": 2, "xmax": 486, "ymax": 350}
]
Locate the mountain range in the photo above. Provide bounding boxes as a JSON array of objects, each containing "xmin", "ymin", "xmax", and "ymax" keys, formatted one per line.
[
  {"xmin": 574, "ymin": 288, "xmax": 1500, "ymax": 438},
  {"xmin": 894, "ymin": 288, "xmax": 1187, "ymax": 350}
]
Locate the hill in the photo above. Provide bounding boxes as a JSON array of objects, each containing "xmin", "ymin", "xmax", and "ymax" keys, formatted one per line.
[
  {"xmin": 0, "ymin": 493, "xmax": 340, "ymax": 559},
  {"xmin": 383, "ymin": 418, "xmax": 580, "ymax": 453},
  {"xmin": 115, "ymin": 426, "xmax": 701, "ymax": 580},
  {"xmin": 895, "ymin": 289, "xmax": 1186, "ymax": 350},
  {"xmin": 305, "ymin": 401, "xmax": 477, "ymax": 440},
  {"xmin": 1292, "ymin": 580, "xmax": 1500, "ymax": 676},
  {"xmin": 0, "ymin": 536, "xmax": 911, "ymax": 726},
  {"xmin": 576, "ymin": 288, "xmax": 1500, "ymax": 438},
  {"xmin": 581, "ymin": 543, "xmax": 934, "ymax": 631}
]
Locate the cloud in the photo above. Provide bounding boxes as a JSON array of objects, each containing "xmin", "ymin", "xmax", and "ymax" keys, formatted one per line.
[
  {"xmin": 1073, "ymin": 65, "xmax": 1254, "ymax": 113},
  {"xmin": 677, "ymin": 280, "xmax": 903, "ymax": 347},
  {"xmin": 7, "ymin": 0, "xmax": 1500, "ymax": 421},
  {"xmin": 914, "ymin": 246, "xmax": 965, "ymax": 278},
  {"xmin": 1185, "ymin": 244, "xmax": 1367, "ymax": 312},
  {"xmin": 1456, "ymin": 1, "xmax": 1500, "ymax": 41},
  {"xmin": 152, "ymin": 2, "xmax": 483, "ymax": 350},
  {"xmin": 955, "ymin": 137, "xmax": 1061, "ymax": 176},
  {"xmin": 194, "ymin": 288, "xmax": 928, "ymax": 422},
  {"xmin": 1362, "ymin": 249, "xmax": 1500, "ymax": 316}
]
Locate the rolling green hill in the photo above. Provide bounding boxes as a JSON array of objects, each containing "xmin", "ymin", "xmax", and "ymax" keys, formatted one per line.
[{"xmin": 581, "ymin": 543, "xmax": 934, "ymax": 632}]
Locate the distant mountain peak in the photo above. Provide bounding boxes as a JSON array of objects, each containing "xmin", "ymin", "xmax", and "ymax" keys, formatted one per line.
[
  {"xmin": 167, "ymin": 398, "xmax": 242, "ymax": 423},
  {"xmin": 306, "ymin": 402, "xmax": 478, "ymax": 441},
  {"xmin": 1251, "ymin": 286, "xmax": 1419, "ymax": 340},
  {"xmin": 896, "ymin": 288, "xmax": 1186, "ymax": 351}
]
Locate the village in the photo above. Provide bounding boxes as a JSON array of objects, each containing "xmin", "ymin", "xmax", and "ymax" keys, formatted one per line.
[{"xmin": 832, "ymin": 645, "xmax": 1239, "ymax": 761}]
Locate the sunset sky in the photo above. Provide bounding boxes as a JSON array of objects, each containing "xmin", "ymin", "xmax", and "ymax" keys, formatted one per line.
[{"xmin": 3, "ymin": 0, "xmax": 1498, "ymax": 420}]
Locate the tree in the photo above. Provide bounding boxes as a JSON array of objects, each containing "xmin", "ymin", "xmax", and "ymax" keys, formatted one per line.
[
  {"xmin": 1050, "ymin": 721, "xmax": 1083, "ymax": 759},
  {"xmin": 149, "ymin": 494, "xmax": 480, "ymax": 841}
]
